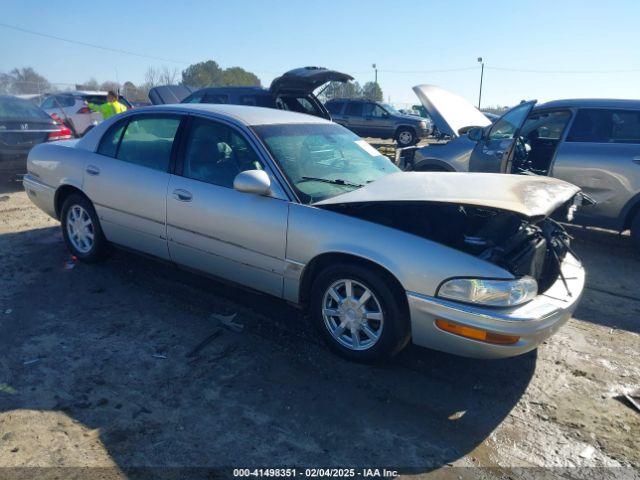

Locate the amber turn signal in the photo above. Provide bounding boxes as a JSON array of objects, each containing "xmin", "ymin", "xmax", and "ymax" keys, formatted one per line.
[{"xmin": 435, "ymin": 319, "xmax": 520, "ymax": 345}]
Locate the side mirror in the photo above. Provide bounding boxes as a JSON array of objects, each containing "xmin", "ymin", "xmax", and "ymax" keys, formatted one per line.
[
  {"xmin": 466, "ymin": 126, "xmax": 485, "ymax": 141},
  {"xmin": 233, "ymin": 170, "xmax": 271, "ymax": 196}
]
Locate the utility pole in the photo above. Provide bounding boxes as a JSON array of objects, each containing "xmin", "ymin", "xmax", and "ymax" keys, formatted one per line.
[
  {"xmin": 477, "ymin": 57, "xmax": 484, "ymax": 109},
  {"xmin": 372, "ymin": 63, "xmax": 378, "ymax": 85}
]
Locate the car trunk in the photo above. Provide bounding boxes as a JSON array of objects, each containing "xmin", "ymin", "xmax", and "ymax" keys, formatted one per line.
[
  {"xmin": 148, "ymin": 85, "xmax": 195, "ymax": 105},
  {"xmin": 269, "ymin": 67, "xmax": 353, "ymax": 95},
  {"xmin": 315, "ymin": 172, "xmax": 582, "ymax": 293}
]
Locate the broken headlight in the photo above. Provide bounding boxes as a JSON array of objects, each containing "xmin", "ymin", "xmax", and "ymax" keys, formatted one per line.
[{"xmin": 437, "ymin": 277, "xmax": 538, "ymax": 307}]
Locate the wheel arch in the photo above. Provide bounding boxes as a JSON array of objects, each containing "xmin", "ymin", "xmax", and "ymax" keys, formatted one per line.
[
  {"xmin": 54, "ymin": 184, "xmax": 91, "ymax": 219},
  {"xmin": 394, "ymin": 124, "xmax": 417, "ymax": 138},
  {"xmin": 620, "ymin": 192, "xmax": 640, "ymax": 230},
  {"xmin": 298, "ymin": 252, "xmax": 408, "ymax": 313},
  {"xmin": 413, "ymin": 158, "xmax": 456, "ymax": 172}
]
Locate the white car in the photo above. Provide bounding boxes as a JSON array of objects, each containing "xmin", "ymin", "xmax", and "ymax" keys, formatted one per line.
[{"xmin": 40, "ymin": 91, "xmax": 132, "ymax": 137}]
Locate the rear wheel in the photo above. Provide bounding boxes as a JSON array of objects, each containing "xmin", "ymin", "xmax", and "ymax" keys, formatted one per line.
[
  {"xmin": 310, "ymin": 263, "xmax": 410, "ymax": 362},
  {"xmin": 61, "ymin": 194, "xmax": 108, "ymax": 262},
  {"xmin": 395, "ymin": 127, "xmax": 416, "ymax": 147}
]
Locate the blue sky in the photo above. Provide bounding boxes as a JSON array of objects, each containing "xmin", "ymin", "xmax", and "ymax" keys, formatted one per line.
[{"xmin": 1, "ymin": 0, "xmax": 639, "ymax": 107}]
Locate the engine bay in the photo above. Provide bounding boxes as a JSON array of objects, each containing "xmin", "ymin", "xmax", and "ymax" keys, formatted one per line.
[{"xmin": 320, "ymin": 201, "xmax": 574, "ymax": 293}]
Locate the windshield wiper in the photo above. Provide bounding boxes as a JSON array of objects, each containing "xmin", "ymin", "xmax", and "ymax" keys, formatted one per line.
[{"xmin": 300, "ymin": 176, "xmax": 363, "ymax": 188}]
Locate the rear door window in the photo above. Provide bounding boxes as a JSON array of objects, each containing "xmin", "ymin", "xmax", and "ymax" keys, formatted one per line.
[
  {"xmin": 97, "ymin": 120, "xmax": 127, "ymax": 158},
  {"xmin": 202, "ymin": 93, "xmax": 229, "ymax": 104},
  {"xmin": 567, "ymin": 109, "xmax": 640, "ymax": 144},
  {"xmin": 116, "ymin": 115, "xmax": 181, "ymax": 171},
  {"xmin": 344, "ymin": 102, "xmax": 363, "ymax": 117},
  {"xmin": 326, "ymin": 102, "xmax": 344, "ymax": 114}
]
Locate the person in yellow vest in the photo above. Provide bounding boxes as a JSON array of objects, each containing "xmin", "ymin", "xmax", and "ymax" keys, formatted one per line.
[{"xmin": 86, "ymin": 90, "xmax": 127, "ymax": 120}]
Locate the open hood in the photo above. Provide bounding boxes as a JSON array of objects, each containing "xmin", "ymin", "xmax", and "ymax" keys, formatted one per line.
[
  {"xmin": 314, "ymin": 172, "xmax": 581, "ymax": 219},
  {"xmin": 412, "ymin": 85, "xmax": 491, "ymax": 137},
  {"xmin": 148, "ymin": 85, "xmax": 194, "ymax": 105},
  {"xmin": 270, "ymin": 67, "xmax": 353, "ymax": 94}
]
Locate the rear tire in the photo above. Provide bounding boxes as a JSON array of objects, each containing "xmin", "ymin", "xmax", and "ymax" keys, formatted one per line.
[
  {"xmin": 396, "ymin": 127, "xmax": 416, "ymax": 147},
  {"xmin": 61, "ymin": 194, "xmax": 109, "ymax": 263},
  {"xmin": 310, "ymin": 263, "xmax": 410, "ymax": 363}
]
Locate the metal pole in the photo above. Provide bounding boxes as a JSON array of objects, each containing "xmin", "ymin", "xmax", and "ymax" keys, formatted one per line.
[{"xmin": 478, "ymin": 59, "xmax": 484, "ymax": 109}]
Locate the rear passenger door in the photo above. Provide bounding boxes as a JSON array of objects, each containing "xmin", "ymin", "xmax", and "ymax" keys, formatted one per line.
[
  {"xmin": 83, "ymin": 114, "xmax": 183, "ymax": 259},
  {"xmin": 341, "ymin": 102, "xmax": 365, "ymax": 136},
  {"xmin": 552, "ymin": 108, "xmax": 640, "ymax": 228},
  {"xmin": 166, "ymin": 116, "xmax": 289, "ymax": 297}
]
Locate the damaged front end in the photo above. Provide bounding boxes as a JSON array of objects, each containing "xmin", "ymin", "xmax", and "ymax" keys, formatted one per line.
[{"xmin": 318, "ymin": 200, "xmax": 578, "ymax": 295}]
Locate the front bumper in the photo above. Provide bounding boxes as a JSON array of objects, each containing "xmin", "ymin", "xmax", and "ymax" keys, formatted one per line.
[{"xmin": 407, "ymin": 253, "xmax": 585, "ymax": 358}]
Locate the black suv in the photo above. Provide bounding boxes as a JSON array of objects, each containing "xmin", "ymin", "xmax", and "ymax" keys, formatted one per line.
[
  {"xmin": 149, "ymin": 67, "xmax": 352, "ymax": 120},
  {"xmin": 325, "ymin": 99, "xmax": 432, "ymax": 146}
]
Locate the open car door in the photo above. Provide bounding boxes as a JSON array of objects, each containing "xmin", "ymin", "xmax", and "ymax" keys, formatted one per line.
[
  {"xmin": 469, "ymin": 100, "xmax": 537, "ymax": 173},
  {"xmin": 148, "ymin": 85, "xmax": 194, "ymax": 105}
]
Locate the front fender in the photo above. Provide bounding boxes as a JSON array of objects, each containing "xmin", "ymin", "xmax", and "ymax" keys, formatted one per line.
[{"xmin": 285, "ymin": 203, "xmax": 512, "ymax": 303}]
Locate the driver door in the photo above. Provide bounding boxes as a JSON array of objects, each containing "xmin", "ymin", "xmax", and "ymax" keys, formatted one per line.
[{"xmin": 469, "ymin": 101, "xmax": 536, "ymax": 172}]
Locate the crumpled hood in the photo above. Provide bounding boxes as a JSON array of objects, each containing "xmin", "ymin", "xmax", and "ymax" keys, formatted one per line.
[
  {"xmin": 314, "ymin": 172, "xmax": 581, "ymax": 219},
  {"xmin": 413, "ymin": 84, "xmax": 491, "ymax": 137}
]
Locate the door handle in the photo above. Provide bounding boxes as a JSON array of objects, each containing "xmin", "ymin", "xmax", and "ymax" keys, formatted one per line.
[
  {"xmin": 172, "ymin": 189, "xmax": 192, "ymax": 202},
  {"xmin": 86, "ymin": 165, "xmax": 100, "ymax": 176}
]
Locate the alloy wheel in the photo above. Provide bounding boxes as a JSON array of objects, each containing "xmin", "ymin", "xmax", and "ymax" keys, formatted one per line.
[
  {"xmin": 66, "ymin": 204, "xmax": 94, "ymax": 254},
  {"xmin": 322, "ymin": 278, "xmax": 384, "ymax": 351}
]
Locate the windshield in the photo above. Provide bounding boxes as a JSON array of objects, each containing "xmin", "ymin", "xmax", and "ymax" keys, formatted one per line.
[
  {"xmin": 253, "ymin": 123, "xmax": 399, "ymax": 203},
  {"xmin": 381, "ymin": 103, "xmax": 399, "ymax": 114}
]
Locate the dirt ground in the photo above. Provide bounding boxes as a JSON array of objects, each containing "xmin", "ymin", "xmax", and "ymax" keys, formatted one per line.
[{"xmin": 0, "ymin": 172, "xmax": 638, "ymax": 480}]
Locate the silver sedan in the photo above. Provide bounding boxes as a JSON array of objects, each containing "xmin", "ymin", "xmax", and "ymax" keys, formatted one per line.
[{"xmin": 23, "ymin": 104, "xmax": 585, "ymax": 362}]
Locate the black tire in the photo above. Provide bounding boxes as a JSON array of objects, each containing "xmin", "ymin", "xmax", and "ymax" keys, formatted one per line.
[
  {"xmin": 395, "ymin": 127, "xmax": 416, "ymax": 147},
  {"xmin": 310, "ymin": 263, "xmax": 410, "ymax": 363},
  {"xmin": 631, "ymin": 211, "xmax": 640, "ymax": 252},
  {"xmin": 60, "ymin": 193, "xmax": 109, "ymax": 263}
]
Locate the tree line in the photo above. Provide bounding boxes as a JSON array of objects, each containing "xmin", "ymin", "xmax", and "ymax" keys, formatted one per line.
[{"xmin": 0, "ymin": 61, "xmax": 383, "ymax": 103}]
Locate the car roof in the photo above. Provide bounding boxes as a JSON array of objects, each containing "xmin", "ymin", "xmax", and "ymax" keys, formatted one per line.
[
  {"xmin": 326, "ymin": 98, "xmax": 371, "ymax": 103},
  {"xmin": 51, "ymin": 91, "xmax": 109, "ymax": 97},
  {"xmin": 193, "ymin": 86, "xmax": 269, "ymax": 94},
  {"xmin": 535, "ymin": 98, "xmax": 640, "ymax": 110},
  {"xmin": 133, "ymin": 103, "xmax": 333, "ymax": 126}
]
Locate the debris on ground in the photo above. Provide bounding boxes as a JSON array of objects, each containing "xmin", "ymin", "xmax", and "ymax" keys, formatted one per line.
[
  {"xmin": 151, "ymin": 353, "xmax": 167, "ymax": 359},
  {"xmin": 186, "ymin": 328, "xmax": 223, "ymax": 359},
  {"xmin": 22, "ymin": 358, "xmax": 40, "ymax": 366},
  {"xmin": 4, "ymin": 309, "xmax": 11, "ymax": 314},
  {"xmin": 448, "ymin": 410, "xmax": 466, "ymax": 420},
  {"xmin": 211, "ymin": 312, "xmax": 243, "ymax": 332},
  {"xmin": 63, "ymin": 256, "xmax": 77, "ymax": 270},
  {"xmin": 0, "ymin": 195, "xmax": 9, "ymax": 202},
  {"xmin": 620, "ymin": 389, "xmax": 640, "ymax": 413},
  {"xmin": 579, "ymin": 445, "xmax": 595, "ymax": 459}
]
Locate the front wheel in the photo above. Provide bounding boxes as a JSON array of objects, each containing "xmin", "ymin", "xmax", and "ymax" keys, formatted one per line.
[
  {"xmin": 61, "ymin": 194, "xmax": 109, "ymax": 262},
  {"xmin": 396, "ymin": 127, "xmax": 416, "ymax": 147},
  {"xmin": 310, "ymin": 264, "xmax": 410, "ymax": 362}
]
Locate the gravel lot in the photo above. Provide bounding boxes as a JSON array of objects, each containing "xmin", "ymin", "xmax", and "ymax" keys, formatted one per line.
[{"xmin": 0, "ymin": 172, "xmax": 638, "ymax": 479}]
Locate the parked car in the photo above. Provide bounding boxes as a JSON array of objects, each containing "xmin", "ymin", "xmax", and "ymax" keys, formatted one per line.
[
  {"xmin": 40, "ymin": 91, "xmax": 133, "ymax": 137},
  {"xmin": 326, "ymin": 99, "xmax": 432, "ymax": 146},
  {"xmin": 149, "ymin": 66, "xmax": 353, "ymax": 120},
  {"xmin": 409, "ymin": 85, "xmax": 640, "ymax": 249},
  {"xmin": 24, "ymin": 104, "xmax": 585, "ymax": 362},
  {"xmin": 0, "ymin": 95, "xmax": 72, "ymax": 172}
]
